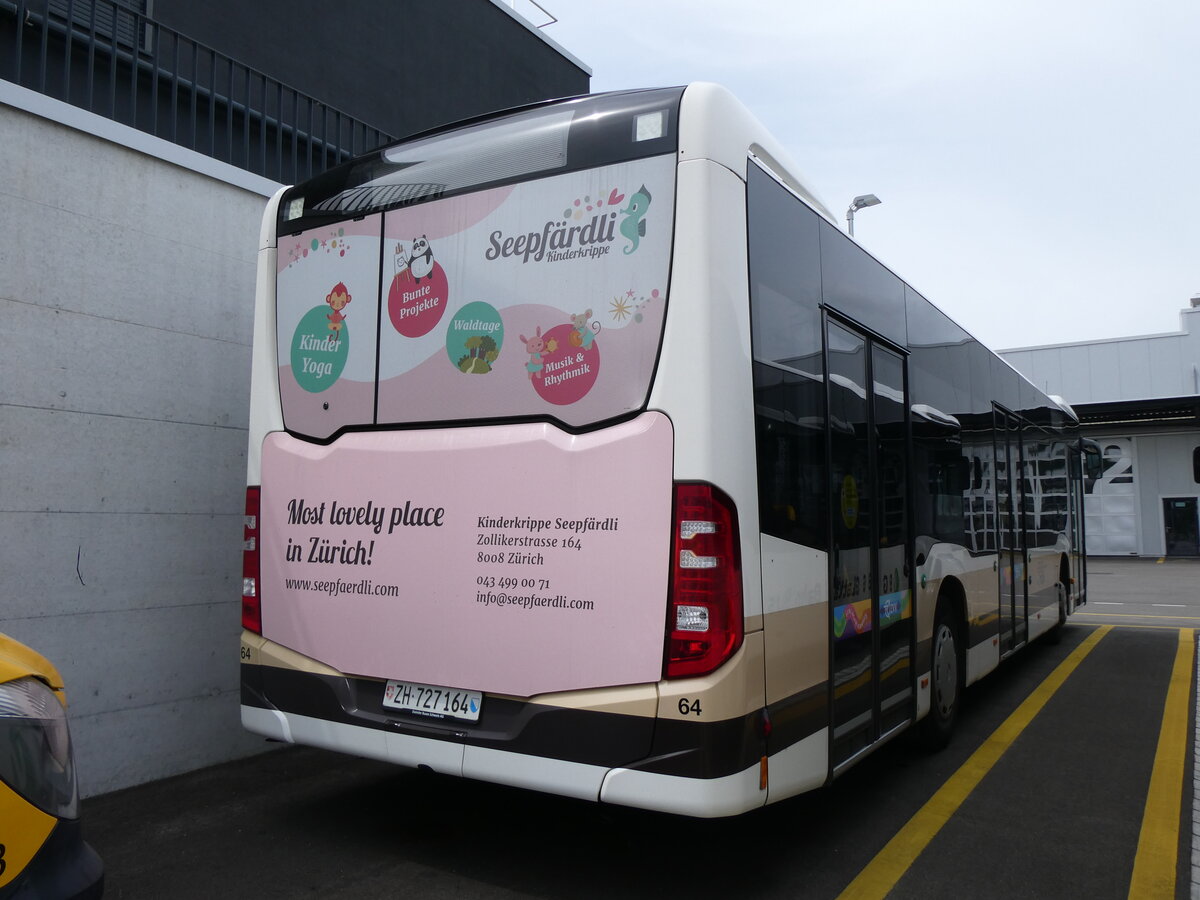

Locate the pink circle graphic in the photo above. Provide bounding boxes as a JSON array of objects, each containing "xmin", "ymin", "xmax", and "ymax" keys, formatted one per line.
[
  {"xmin": 388, "ymin": 263, "xmax": 449, "ymax": 337},
  {"xmin": 531, "ymin": 323, "xmax": 600, "ymax": 406}
]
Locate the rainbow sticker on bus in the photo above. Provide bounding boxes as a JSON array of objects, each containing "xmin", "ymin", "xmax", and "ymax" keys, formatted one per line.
[{"xmin": 833, "ymin": 599, "xmax": 873, "ymax": 639}]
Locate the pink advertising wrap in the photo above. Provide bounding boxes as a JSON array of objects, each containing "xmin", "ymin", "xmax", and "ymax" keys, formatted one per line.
[{"xmin": 259, "ymin": 412, "xmax": 674, "ymax": 697}]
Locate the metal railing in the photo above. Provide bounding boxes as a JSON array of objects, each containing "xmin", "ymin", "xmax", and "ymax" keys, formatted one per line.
[
  {"xmin": 504, "ymin": 0, "xmax": 557, "ymax": 28},
  {"xmin": 1, "ymin": 0, "xmax": 394, "ymax": 184}
]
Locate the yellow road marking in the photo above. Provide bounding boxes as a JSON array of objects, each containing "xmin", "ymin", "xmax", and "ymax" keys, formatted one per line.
[
  {"xmin": 1128, "ymin": 628, "xmax": 1194, "ymax": 899},
  {"xmin": 1072, "ymin": 622, "xmax": 1200, "ymax": 631},
  {"xmin": 1074, "ymin": 611, "xmax": 1200, "ymax": 622},
  {"xmin": 836, "ymin": 626, "xmax": 1111, "ymax": 900}
]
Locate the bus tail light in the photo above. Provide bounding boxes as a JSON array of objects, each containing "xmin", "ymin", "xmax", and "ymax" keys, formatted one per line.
[
  {"xmin": 242, "ymin": 486, "xmax": 261, "ymax": 634},
  {"xmin": 664, "ymin": 483, "xmax": 743, "ymax": 679}
]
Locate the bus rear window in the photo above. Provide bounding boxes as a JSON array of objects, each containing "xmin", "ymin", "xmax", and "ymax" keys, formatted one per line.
[{"xmin": 276, "ymin": 154, "xmax": 677, "ymax": 438}]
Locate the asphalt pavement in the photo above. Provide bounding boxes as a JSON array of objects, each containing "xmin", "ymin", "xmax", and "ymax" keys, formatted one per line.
[{"xmin": 82, "ymin": 557, "xmax": 1199, "ymax": 899}]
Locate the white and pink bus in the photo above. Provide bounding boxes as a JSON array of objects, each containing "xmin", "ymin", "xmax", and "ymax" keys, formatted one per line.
[{"xmin": 240, "ymin": 84, "xmax": 1088, "ymax": 817}]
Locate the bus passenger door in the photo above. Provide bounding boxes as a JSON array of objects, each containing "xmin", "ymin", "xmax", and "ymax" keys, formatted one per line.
[
  {"xmin": 994, "ymin": 408, "xmax": 1026, "ymax": 654},
  {"xmin": 827, "ymin": 320, "xmax": 913, "ymax": 769},
  {"xmin": 872, "ymin": 346, "xmax": 912, "ymax": 738}
]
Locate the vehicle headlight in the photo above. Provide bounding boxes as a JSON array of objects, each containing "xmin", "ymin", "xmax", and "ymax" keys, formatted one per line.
[{"xmin": 0, "ymin": 677, "xmax": 79, "ymax": 819}]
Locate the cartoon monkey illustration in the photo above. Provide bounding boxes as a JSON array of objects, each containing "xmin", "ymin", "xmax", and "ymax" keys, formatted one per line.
[{"xmin": 325, "ymin": 282, "xmax": 351, "ymax": 340}]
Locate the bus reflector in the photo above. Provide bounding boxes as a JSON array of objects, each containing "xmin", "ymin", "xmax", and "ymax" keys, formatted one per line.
[
  {"xmin": 664, "ymin": 483, "xmax": 743, "ymax": 679},
  {"xmin": 242, "ymin": 486, "xmax": 262, "ymax": 634}
]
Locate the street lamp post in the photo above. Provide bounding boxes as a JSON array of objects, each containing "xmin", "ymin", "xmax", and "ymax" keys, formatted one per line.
[{"xmin": 846, "ymin": 194, "xmax": 881, "ymax": 237}]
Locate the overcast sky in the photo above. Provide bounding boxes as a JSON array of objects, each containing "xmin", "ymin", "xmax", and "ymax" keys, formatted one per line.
[{"xmin": 542, "ymin": 0, "xmax": 1199, "ymax": 351}]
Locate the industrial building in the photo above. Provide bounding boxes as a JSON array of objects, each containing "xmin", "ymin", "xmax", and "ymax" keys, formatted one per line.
[{"xmin": 1001, "ymin": 297, "xmax": 1200, "ymax": 558}]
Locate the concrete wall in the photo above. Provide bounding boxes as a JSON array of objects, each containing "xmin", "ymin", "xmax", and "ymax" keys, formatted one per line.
[{"xmin": 0, "ymin": 84, "xmax": 279, "ymax": 797}]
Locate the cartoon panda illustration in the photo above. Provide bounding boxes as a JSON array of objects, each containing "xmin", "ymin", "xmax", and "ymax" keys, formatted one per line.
[{"xmin": 407, "ymin": 235, "xmax": 434, "ymax": 282}]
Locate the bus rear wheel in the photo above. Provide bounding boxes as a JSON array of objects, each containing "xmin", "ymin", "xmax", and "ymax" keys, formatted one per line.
[
  {"xmin": 919, "ymin": 602, "xmax": 962, "ymax": 749},
  {"xmin": 1043, "ymin": 580, "xmax": 1068, "ymax": 645}
]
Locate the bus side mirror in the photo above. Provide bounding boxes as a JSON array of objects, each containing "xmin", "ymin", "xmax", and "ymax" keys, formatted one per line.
[
  {"xmin": 1084, "ymin": 446, "xmax": 1102, "ymax": 480},
  {"xmin": 956, "ymin": 457, "xmax": 971, "ymax": 492}
]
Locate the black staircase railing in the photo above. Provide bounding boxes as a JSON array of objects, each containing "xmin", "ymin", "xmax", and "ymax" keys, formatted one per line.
[{"xmin": 2, "ymin": 0, "xmax": 394, "ymax": 185}]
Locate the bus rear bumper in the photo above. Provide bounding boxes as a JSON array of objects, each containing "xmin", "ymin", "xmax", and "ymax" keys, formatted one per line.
[
  {"xmin": 242, "ymin": 704, "xmax": 769, "ymax": 816},
  {"xmin": 600, "ymin": 763, "xmax": 765, "ymax": 817}
]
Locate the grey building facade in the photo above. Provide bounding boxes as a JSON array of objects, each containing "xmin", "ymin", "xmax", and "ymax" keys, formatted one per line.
[{"xmin": 1001, "ymin": 299, "xmax": 1200, "ymax": 558}]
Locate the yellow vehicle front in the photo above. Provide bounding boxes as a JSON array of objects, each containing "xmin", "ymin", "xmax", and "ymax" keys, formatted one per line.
[{"xmin": 0, "ymin": 634, "xmax": 104, "ymax": 899}]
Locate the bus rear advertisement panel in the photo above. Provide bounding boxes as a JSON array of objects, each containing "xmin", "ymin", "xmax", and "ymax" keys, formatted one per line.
[{"xmin": 258, "ymin": 414, "xmax": 673, "ymax": 698}]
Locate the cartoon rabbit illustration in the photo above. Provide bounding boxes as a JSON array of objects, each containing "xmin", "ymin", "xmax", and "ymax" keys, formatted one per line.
[{"xmin": 520, "ymin": 327, "xmax": 546, "ymax": 379}]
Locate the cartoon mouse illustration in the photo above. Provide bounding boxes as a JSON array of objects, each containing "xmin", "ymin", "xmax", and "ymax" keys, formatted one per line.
[
  {"xmin": 325, "ymin": 282, "xmax": 351, "ymax": 340},
  {"xmin": 520, "ymin": 327, "xmax": 546, "ymax": 379},
  {"xmin": 569, "ymin": 309, "xmax": 595, "ymax": 350},
  {"xmin": 407, "ymin": 235, "xmax": 434, "ymax": 282}
]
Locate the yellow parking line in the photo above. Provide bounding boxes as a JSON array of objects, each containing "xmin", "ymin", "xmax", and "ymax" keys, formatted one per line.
[
  {"xmin": 1128, "ymin": 628, "xmax": 1194, "ymax": 899},
  {"xmin": 1074, "ymin": 612, "xmax": 1200, "ymax": 622},
  {"xmin": 836, "ymin": 626, "xmax": 1111, "ymax": 900},
  {"xmin": 1073, "ymin": 622, "xmax": 1199, "ymax": 631}
]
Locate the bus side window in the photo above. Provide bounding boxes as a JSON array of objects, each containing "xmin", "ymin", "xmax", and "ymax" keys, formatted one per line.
[{"xmin": 748, "ymin": 164, "xmax": 827, "ymax": 552}]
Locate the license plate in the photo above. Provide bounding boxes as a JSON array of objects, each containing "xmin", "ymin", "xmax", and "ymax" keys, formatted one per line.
[{"xmin": 383, "ymin": 679, "xmax": 482, "ymax": 722}]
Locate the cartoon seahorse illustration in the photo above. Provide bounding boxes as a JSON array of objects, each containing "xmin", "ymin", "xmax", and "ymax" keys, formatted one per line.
[{"xmin": 619, "ymin": 185, "xmax": 652, "ymax": 255}]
